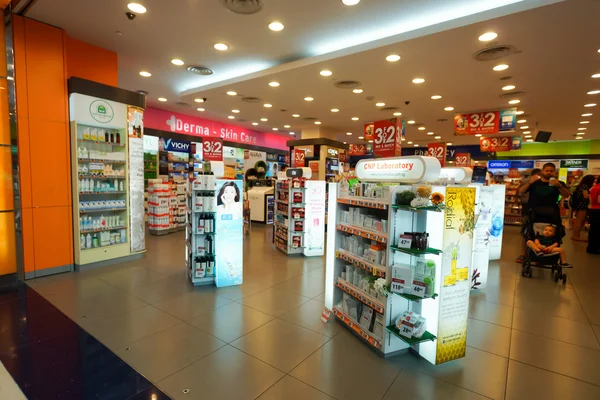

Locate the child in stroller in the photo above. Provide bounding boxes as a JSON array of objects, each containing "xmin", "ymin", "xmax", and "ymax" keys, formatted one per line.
[{"xmin": 526, "ymin": 224, "xmax": 572, "ymax": 268}]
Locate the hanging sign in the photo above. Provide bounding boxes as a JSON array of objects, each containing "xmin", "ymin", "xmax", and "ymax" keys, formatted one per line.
[
  {"xmin": 349, "ymin": 144, "xmax": 367, "ymax": 156},
  {"xmin": 511, "ymin": 136, "xmax": 522, "ymax": 150},
  {"xmin": 364, "ymin": 124, "xmax": 374, "ymax": 141},
  {"xmin": 560, "ymin": 159, "xmax": 588, "ymax": 169},
  {"xmin": 427, "ymin": 142, "xmax": 447, "ymax": 167},
  {"xmin": 355, "ymin": 156, "xmax": 441, "ymax": 183},
  {"xmin": 455, "ymin": 153, "xmax": 471, "ymax": 167},
  {"xmin": 160, "ymin": 138, "xmax": 191, "ymax": 153},
  {"xmin": 454, "ymin": 108, "xmax": 517, "ymax": 135},
  {"xmin": 479, "ymin": 136, "xmax": 513, "ymax": 152},
  {"xmin": 373, "ymin": 118, "xmax": 402, "ymax": 158},
  {"xmin": 292, "ymin": 149, "xmax": 306, "ymax": 167},
  {"xmin": 202, "ymin": 137, "xmax": 223, "ymax": 161}
]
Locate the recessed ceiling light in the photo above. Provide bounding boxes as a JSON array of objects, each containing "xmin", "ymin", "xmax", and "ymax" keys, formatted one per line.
[
  {"xmin": 527, "ymin": 139, "xmax": 533, "ymax": 142},
  {"xmin": 444, "ymin": 107, "xmax": 454, "ymax": 111},
  {"xmin": 351, "ymin": 117, "xmax": 359, "ymax": 121},
  {"xmin": 331, "ymin": 108, "xmax": 340, "ymax": 112},
  {"xmin": 516, "ymin": 110, "xmax": 525, "ymax": 115},
  {"xmin": 523, "ymin": 131, "xmax": 531, "ymax": 134},
  {"xmin": 475, "ymin": 134, "xmax": 482, "ymax": 137},
  {"xmin": 401, "ymin": 137, "xmax": 406, "ymax": 141},
  {"xmin": 304, "ymin": 97, "xmax": 314, "ymax": 102},
  {"xmin": 427, "ymin": 132, "xmax": 434, "ymax": 135},
  {"xmin": 272, "ymin": 128, "xmax": 278, "ymax": 131},
  {"xmin": 584, "ymin": 103, "xmax": 597, "ymax": 107},
  {"xmin": 157, "ymin": 97, "xmax": 167, "ymax": 102},
  {"xmin": 493, "ymin": 64, "xmax": 509, "ymax": 71},
  {"xmin": 314, "ymin": 121, "xmax": 322, "ymax": 125},
  {"xmin": 578, "ymin": 127, "xmax": 587, "ymax": 130},
  {"xmin": 576, "ymin": 137, "xmax": 583, "ymax": 140},
  {"xmin": 268, "ymin": 21, "xmax": 284, "ymax": 31},
  {"xmin": 588, "ymin": 90, "xmax": 600, "ymax": 95},
  {"xmin": 232, "ymin": 109, "xmax": 240, "ymax": 113},
  {"xmin": 289, "ymin": 132, "xmax": 295, "ymax": 135},
  {"xmin": 358, "ymin": 136, "xmax": 364, "ymax": 139},
  {"xmin": 342, "ymin": 0, "xmax": 360, "ymax": 6},
  {"xmin": 376, "ymin": 102, "xmax": 385, "ymax": 107},
  {"xmin": 292, "ymin": 114, "xmax": 300, "ymax": 118},
  {"xmin": 284, "ymin": 125, "xmax": 291, "ymax": 128},
  {"xmin": 434, "ymin": 136, "xmax": 441, "ymax": 139},
  {"xmin": 269, "ymin": 81, "xmax": 280, "ymax": 87},
  {"xmin": 478, "ymin": 32, "xmax": 498, "ymax": 42},
  {"xmin": 346, "ymin": 132, "xmax": 352, "ymax": 136},
  {"xmin": 228, "ymin": 116, "xmax": 235, "ymax": 119},
  {"xmin": 139, "ymin": 71, "xmax": 151, "ymax": 77},
  {"xmin": 368, "ymin": 140, "xmax": 373, "ymax": 143},
  {"xmin": 171, "ymin": 59, "xmax": 184, "ymax": 66},
  {"xmin": 407, "ymin": 120, "xmax": 415, "ymax": 124},
  {"xmin": 418, "ymin": 127, "xmax": 426, "ymax": 131},
  {"xmin": 252, "ymin": 122, "xmax": 258, "ymax": 126},
  {"xmin": 386, "ymin": 54, "xmax": 401, "ymax": 62},
  {"xmin": 502, "ymin": 85, "xmax": 516, "ymax": 91},
  {"xmin": 580, "ymin": 121, "xmax": 590, "ymax": 124},
  {"xmin": 525, "ymin": 135, "xmax": 532, "ymax": 138},
  {"xmin": 214, "ymin": 43, "xmax": 229, "ymax": 51},
  {"xmin": 194, "ymin": 98, "xmax": 205, "ymax": 103},
  {"xmin": 127, "ymin": 3, "xmax": 147, "ymax": 13},
  {"xmin": 517, "ymin": 119, "xmax": 526, "ymax": 123},
  {"xmin": 582, "ymin": 113, "xmax": 592, "ymax": 117},
  {"xmin": 509, "ymin": 99, "xmax": 520, "ymax": 105},
  {"xmin": 320, "ymin": 70, "xmax": 332, "ymax": 77},
  {"xmin": 412, "ymin": 78, "xmax": 425, "ymax": 84},
  {"xmin": 447, "ymin": 143, "xmax": 453, "ymax": 146},
  {"xmin": 352, "ymin": 89, "xmax": 363, "ymax": 94},
  {"xmin": 408, "ymin": 141, "xmax": 413, "ymax": 144},
  {"xmin": 577, "ymin": 132, "xmax": 585, "ymax": 135},
  {"xmin": 197, "ymin": 108, "xmax": 205, "ymax": 112},
  {"xmin": 227, "ymin": 91, "xmax": 237, "ymax": 96},
  {"xmin": 264, "ymin": 103, "xmax": 273, "ymax": 108},
  {"xmin": 520, "ymin": 126, "xmax": 529, "ymax": 129},
  {"xmin": 431, "ymin": 95, "xmax": 442, "ymax": 100},
  {"xmin": 343, "ymin": 142, "xmax": 347, "ymax": 144},
  {"xmin": 260, "ymin": 118, "xmax": 268, "ymax": 121},
  {"xmin": 593, "ymin": 74, "xmax": 600, "ymax": 79},
  {"xmin": 393, "ymin": 112, "xmax": 402, "ymax": 116}
]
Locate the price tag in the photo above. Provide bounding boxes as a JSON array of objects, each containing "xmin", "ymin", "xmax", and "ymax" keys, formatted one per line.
[
  {"xmin": 399, "ymin": 321, "xmax": 414, "ymax": 338},
  {"xmin": 391, "ymin": 278, "xmax": 404, "ymax": 293},
  {"xmin": 397, "ymin": 235, "xmax": 412, "ymax": 249},
  {"xmin": 321, "ymin": 308, "xmax": 331, "ymax": 323},
  {"xmin": 411, "ymin": 280, "xmax": 426, "ymax": 298}
]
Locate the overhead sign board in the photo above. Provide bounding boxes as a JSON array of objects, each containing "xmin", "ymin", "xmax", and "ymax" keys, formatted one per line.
[
  {"xmin": 454, "ymin": 108, "xmax": 517, "ymax": 135},
  {"xmin": 355, "ymin": 156, "xmax": 441, "ymax": 183},
  {"xmin": 427, "ymin": 142, "xmax": 447, "ymax": 167},
  {"xmin": 373, "ymin": 118, "xmax": 402, "ymax": 158},
  {"xmin": 560, "ymin": 159, "xmax": 588, "ymax": 169},
  {"xmin": 480, "ymin": 136, "xmax": 514, "ymax": 152}
]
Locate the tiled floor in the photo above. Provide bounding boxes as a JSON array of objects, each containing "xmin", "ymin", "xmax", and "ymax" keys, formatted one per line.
[{"xmin": 7, "ymin": 224, "xmax": 600, "ymax": 399}]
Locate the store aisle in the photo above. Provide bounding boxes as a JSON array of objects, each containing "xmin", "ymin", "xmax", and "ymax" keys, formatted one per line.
[{"xmin": 3, "ymin": 225, "xmax": 600, "ymax": 399}]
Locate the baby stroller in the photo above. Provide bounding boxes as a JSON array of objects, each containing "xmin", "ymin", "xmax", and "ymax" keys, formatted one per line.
[{"xmin": 521, "ymin": 206, "xmax": 567, "ymax": 284}]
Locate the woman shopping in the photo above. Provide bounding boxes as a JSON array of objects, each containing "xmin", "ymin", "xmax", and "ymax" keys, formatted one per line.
[
  {"xmin": 571, "ymin": 175, "xmax": 596, "ymax": 241},
  {"xmin": 587, "ymin": 177, "xmax": 600, "ymax": 254}
]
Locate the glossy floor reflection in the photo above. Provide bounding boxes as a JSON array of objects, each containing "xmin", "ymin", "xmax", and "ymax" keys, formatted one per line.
[{"xmin": 5, "ymin": 224, "xmax": 600, "ymax": 399}]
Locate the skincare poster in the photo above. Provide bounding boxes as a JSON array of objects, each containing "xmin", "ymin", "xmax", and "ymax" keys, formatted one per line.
[
  {"xmin": 304, "ymin": 181, "xmax": 326, "ymax": 256},
  {"xmin": 471, "ymin": 186, "xmax": 493, "ymax": 290},
  {"xmin": 128, "ymin": 134, "xmax": 146, "ymax": 253},
  {"xmin": 436, "ymin": 187, "xmax": 475, "ymax": 364},
  {"xmin": 488, "ymin": 185, "xmax": 506, "ymax": 260},
  {"xmin": 215, "ymin": 179, "xmax": 244, "ymax": 287}
]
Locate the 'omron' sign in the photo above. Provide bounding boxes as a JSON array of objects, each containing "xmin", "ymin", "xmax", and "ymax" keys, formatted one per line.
[
  {"xmin": 163, "ymin": 138, "xmax": 191, "ymax": 152},
  {"xmin": 488, "ymin": 161, "xmax": 511, "ymax": 169}
]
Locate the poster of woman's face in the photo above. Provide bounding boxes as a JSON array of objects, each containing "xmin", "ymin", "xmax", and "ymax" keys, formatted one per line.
[{"xmin": 217, "ymin": 182, "xmax": 241, "ymax": 206}]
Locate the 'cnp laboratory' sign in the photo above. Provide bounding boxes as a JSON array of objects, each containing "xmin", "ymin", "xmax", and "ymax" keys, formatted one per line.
[
  {"xmin": 439, "ymin": 167, "xmax": 473, "ymax": 184},
  {"xmin": 356, "ymin": 156, "xmax": 441, "ymax": 183}
]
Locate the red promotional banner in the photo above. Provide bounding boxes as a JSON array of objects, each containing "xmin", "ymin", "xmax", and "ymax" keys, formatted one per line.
[
  {"xmin": 202, "ymin": 137, "xmax": 223, "ymax": 161},
  {"xmin": 480, "ymin": 136, "xmax": 511, "ymax": 152},
  {"xmin": 292, "ymin": 149, "xmax": 306, "ymax": 167},
  {"xmin": 364, "ymin": 124, "xmax": 374, "ymax": 141},
  {"xmin": 427, "ymin": 142, "xmax": 447, "ymax": 167},
  {"xmin": 454, "ymin": 108, "xmax": 517, "ymax": 136},
  {"xmin": 349, "ymin": 144, "xmax": 367, "ymax": 156},
  {"xmin": 373, "ymin": 118, "xmax": 402, "ymax": 158},
  {"xmin": 454, "ymin": 152, "xmax": 471, "ymax": 167}
]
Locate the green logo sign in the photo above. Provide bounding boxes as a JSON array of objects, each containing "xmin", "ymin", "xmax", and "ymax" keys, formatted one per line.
[
  {"xmin": 559, "ymin": 159, "xmax": 588, "ymax": 169},
  {"xmin": 89, "ymin": 100, "xmax": 114, "ymax": 123}
]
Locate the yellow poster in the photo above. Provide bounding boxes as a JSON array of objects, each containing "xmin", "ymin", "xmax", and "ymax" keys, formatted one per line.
[{"xmin": 436, "ymin": 187, "xmax": 475, "ymax": 364}]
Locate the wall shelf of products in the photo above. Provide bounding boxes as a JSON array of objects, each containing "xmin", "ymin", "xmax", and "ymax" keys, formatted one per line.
[
  {"xmin": 386, "ymin": 325, "xmax": 437, "ymax": 345},
  {"xmin": 336, "ymin": 249, "xmax": 387, "ymax": 278},
  {"xmin": 335, "ymin": 278, "xmax": 385, "ymax": 314},
  {"xmin": 332, "ymin": 307, "xmax": 382, "ymax": 350},
  {"xmin": 336, "ymin": 223, "xmax": 388, "ymax": 244},
  {"xmin": 274, "ymin": 178, "xmax": 307, "ymax": 255},
  {"xmin": 338, "ymin": 196, "xmax": 388, "ymax": 210}
]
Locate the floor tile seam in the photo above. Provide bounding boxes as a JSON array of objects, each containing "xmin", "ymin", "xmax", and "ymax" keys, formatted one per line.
[
  {"xmin": 508, "ymin": 359, "xmax": 600, "ymax": 389},
  {"xmin": 567, "ymin": 280, "xmax": 597, "ymax": 338},
  {"xmin": 251, "ymin": 374, "xmax": 288, "ymax": 400},
  {"xmin": 233, "ymin": 295, "xmax": 313, "ymax": 317},
  {"xmin": 273, "ymin": 315, "xmax": 338, "ymax": 339},
  {"xmin": 378, "ymin": 368, "xmax": 403, "ymax": 400},
  {"xmin": 184, "ymin": 317, "xmax": 273, "ymax": 345},
  {"xmin": 468, "ymin": 315, "xmax": 512, "ymax": 329},
  {"xmin": 510, "ymin": 303, "xmax": 588, "ymax": 324},
  {"xmin": 463, "ymin": 344, "xmax": 509, "ymax": 360},
  {"xmin": 509, "ymin": 326, "xmax": 600, "ymax": 352},
  {"xmin": 73, "ymin": 300, "xmax": 150, "ymax": 325},
  {"xmin": 503, "ymin": 280, "xmax": 516, "ymax": 400},
  {"xmin": 223, "ymin": 343, "xmax": 291, "ymax": 374}
]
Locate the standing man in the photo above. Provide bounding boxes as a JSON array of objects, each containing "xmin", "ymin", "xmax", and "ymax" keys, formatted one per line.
[{"xmin": 515, "ymin": 168, "xmax": 541, "ymax": 263}]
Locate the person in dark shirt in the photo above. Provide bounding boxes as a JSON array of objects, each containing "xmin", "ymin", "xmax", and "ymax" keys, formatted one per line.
[
  {"xmin": 526, "ymin": 224, "xmax": 572, "ymax": 268},
  {"xmin": 519, "ymin": 163, "xmax": 571, "ymax": 210}
]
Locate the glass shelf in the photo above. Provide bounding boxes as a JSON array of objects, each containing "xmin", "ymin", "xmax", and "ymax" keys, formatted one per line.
[
  {"xmin": 81, "ymin": 226, "xmax": 127, "ymax": 234},
  {"xmin": 386, "ymin": 325, "xmax": 437, "ymax": 345},
  {"xmin": 391, "ymin": 246, "xmax": 442, "ymax": 256},
  {"xmin": 79, "ymin": 175, "xmax": 126, "ymax": 179},
  {"xmin": 77, "ymin": 139, "xmax": 124, "ymax": 147},
  {"xmin": 392, "ymin": 204, "xmax": 441, "ymax": 212},
  {"xmin": 78, "ymin": 158, "xmax": 127, "ymax": 164},
  {"xmin": 80, "ymin": 208, "xmax": 127, "ymax": 214},
  {"xmin": 79, "ymin": 191, "xmax": 126, "ymax": 195},
  {"xmin": 393, "ymin": 292, "xmax": 438, "ymax": 302}
]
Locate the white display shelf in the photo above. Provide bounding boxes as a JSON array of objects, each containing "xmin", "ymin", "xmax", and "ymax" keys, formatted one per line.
[
  {"xmin": 336, "ymin": 223, "xmax": 388, "ymax": 244},
  {"xmin": 332, "ymin": 307, "xmax": 382, "ymax": 350},
  {"xmin": 335, "ymin": 278, "xmax": 385, "ymax": 314},
  {"xmin": 336, "ymin": 249, "xmax": 387, "ymax": 278},
  {"xmin": 338, "ymin": 196, "xmax": 388, "ymax": 210}
]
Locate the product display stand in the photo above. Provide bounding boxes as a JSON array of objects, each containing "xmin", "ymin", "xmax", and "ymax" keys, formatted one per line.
[
  {"xmin": 274, "ymin": 168, "xmax": 326, "ymax": 257},
  {"xmin": 147, "ymin": 180, "xmax": 186, "ymax": 235},
  {"xmin": 186, "ymin": 162, "xmax": 244, "ymax": 287},
  {"xmin": 324, "ymin": 156, "xmax": 476, "ymax": 365}
]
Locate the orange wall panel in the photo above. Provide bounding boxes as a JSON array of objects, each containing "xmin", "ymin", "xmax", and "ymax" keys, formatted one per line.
[
  {"xmin": 23, "ymin": 18, "xmax": 66, "ymax": 123},
  {"xmin": 17, "ymin": 117, "xmax": 31, "ymax": 209},
  {"xmin": 65, "ymin": 37, "xmax": 118, "ymax": 87},
  {"xmin": 28, "ymin": 120, "xmax": 70, "ymax": 208},
  {"xmin": 21, "ymin": 207, "xmax": 34, "ymax": 273},
  {"xmin": 0, "ymin": 211, "xmax": 17, "ymax": 275},
  {"xmin": 12, "ymin": 15, "xmax": 27, "ymax": 119},
  {"xmin": 32, "ymin": 206, "xmax": 72, "ymax": 271}
]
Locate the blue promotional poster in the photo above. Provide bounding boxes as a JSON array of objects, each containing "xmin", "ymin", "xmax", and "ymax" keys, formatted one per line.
[
  {"xmin": 499, "ymin": 108, "xmax": 517, "ymax": 131},
  {"xmin": 215, "ymin": 180, "xmax": 244, "ymax": 287}
]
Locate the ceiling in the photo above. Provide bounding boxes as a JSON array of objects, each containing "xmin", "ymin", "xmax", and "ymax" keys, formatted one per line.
[{"xmin": 26, "ymin": 0, "xmax": 600, "ymax": 148}]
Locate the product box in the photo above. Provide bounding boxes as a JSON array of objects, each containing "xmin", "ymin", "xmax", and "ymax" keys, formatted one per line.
[
  {"xmin": 372, "ymin": 313, "xmax": 385, "ymax": 338},
  {"xmin": 391, "ymin": 264, "xmax": 413, "ymax": 294},
  {"xmin": 359, "ymin": 306, "xmax": 375, "ymax": 331}
]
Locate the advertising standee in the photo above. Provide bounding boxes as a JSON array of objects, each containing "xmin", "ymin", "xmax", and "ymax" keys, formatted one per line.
[{"xmin": 215, "ymin": 180, "xmax": 244, "ymax": 287}]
